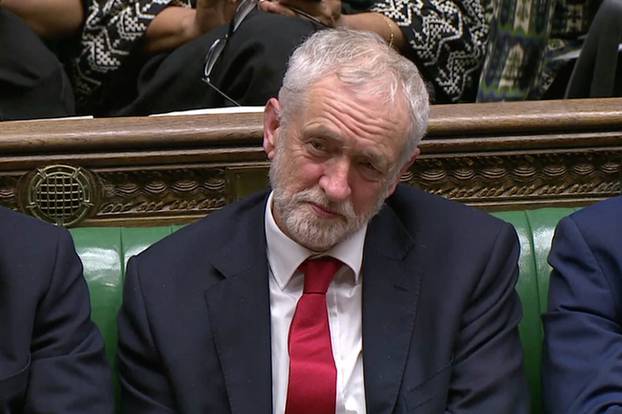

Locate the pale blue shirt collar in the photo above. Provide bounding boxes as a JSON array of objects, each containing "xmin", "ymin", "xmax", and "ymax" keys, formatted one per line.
[{"xmin": 264, "ymin": 192, "xmax": 367, "ymax": 290}]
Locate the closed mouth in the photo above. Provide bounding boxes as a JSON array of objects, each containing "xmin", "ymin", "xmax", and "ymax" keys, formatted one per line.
[{"xmin": 307, "ymin": 201, "xmax": 343, "ymax": 220}]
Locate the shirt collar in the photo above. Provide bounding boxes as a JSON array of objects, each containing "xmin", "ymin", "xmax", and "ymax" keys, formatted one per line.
[{"xmin": 264, "ymin": 192, "xmax": 367, "ymax": 290}]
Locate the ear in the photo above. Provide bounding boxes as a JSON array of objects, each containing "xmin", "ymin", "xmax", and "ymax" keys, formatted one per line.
[
  {"xmin": 263, "ymin": 98, "xmax": 281, "ymax": 160},
  {"xmin": 387, "ymin": 147, "xmax": 420, "ymax": 195}
]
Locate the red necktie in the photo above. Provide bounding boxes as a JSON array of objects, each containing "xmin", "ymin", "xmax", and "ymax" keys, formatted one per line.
[{"xmin": 285, "ymin": 257, "xmax": 341, "ymax": 414}]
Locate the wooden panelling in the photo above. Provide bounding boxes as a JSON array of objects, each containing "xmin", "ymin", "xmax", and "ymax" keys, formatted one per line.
[{"xmin": 1, "ymin": 98, "xmax": 620, "ymax": 226}]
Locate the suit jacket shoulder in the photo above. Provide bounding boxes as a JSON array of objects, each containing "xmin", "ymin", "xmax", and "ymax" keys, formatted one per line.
[
  {"xmin": 388, "ymin": 184, "xmax": 509, "ymax": 232},
  {"xmin": 383, "ymin": 185, "xmax": 515, "ymax": 259},
  {"xmin": 550, "ymin": 195, "xmax": 622, "ymax": 309},
  {"xmin": 0, "ymin": 205, "xmax": 63, "ymax": 254},
  {"xmin": 133, "ymin": 191, "xmax": 269, "ymax": 281},
  {"xmin": 566, "ymin": 195, "xmax": 622, "ymax": 247},
  {"xmin": 543, "ymin": 196, "xmax": 622, "ymax": 413}
]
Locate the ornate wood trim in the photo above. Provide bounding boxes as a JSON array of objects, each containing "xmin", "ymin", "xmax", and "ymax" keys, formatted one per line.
[{"xmin": 1, "ymin": 98, "xmax": 620, "ymax": 226}]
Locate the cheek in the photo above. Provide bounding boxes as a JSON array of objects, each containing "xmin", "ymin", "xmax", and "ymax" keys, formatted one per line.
[
  {"xmin": 284, "ymin": 157, "xmax": 324, "ymax": 190},
  {"xmin": 350, "ymin": 180, "xmax": 385, "ymax": 214}
]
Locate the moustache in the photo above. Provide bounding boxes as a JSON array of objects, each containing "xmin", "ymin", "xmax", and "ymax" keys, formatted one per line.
[{"xmin": 291, "ymin": 187, "xmax": 356, "ymax": 219}]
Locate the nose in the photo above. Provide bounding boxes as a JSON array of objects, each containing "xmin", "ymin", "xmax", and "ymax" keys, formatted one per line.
[{"xmin": 319, "ymin": 158, "xmax": 352, "ymax": 202}]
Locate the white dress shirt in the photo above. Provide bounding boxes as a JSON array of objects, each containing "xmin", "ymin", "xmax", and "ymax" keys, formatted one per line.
[{"xmin": 265, "ymin": 192, "xmax": 367, "ymax": 414}]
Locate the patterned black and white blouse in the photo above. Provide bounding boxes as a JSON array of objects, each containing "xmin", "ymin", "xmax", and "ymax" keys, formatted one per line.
[
  {"xmin": 71, "ymin": 0, "xmax": 489, "ymax": 110},
  {"xmin": 71, "ymin": 0, "xmax": 191, "ymax": 110},
  {"xmin": 371, "ymin": 0, "xmax": 490, "ymax": 102}
]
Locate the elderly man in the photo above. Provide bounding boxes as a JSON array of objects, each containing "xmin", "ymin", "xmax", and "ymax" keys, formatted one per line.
[
  {"xmin": 0, "ymin": 206, "xmax": 113, "ymax": 412},
  {"xmin": 117, "ymin": 29, "xmax": 529, "ymax": 413}
]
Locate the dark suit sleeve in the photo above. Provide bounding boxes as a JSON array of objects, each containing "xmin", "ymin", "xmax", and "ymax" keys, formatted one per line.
[
  {"xmin": 543, "ymin": 215, "xmax": 622, "ymax": 413},
  {"xmin": 23, "ymin": 228, "xmax": 114, "ymax": 413},
  {"xmin": 448, "ymin": 223, "xmax": 529, "ymax": 413},
  {"xmin": 117, "ymin": 257, "xmax": 176, "ymax": 413}
]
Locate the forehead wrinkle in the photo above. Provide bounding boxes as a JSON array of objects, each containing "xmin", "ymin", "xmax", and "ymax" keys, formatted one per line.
[
  {"xmin": 301, "ymin": 124, "xmax": 343, "ymax": 143},
  {"xmin": 314, "ymin": 89, "xmax": 404, "ymax": 146}
]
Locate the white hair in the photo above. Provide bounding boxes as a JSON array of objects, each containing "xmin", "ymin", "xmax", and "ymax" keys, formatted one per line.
[{"xmin": 278, "ymin": 29, "xmax": 430, "ymax": 162}]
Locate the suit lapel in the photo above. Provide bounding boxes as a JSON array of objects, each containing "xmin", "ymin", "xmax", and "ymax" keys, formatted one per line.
[
  {"xmin": 204, "ymin": 194, "xmax": 273, "ymax": 414},
  {"xmin": 200, "ymin": 193, "xmax": 425, "ymax": 414},
  {"xmin": 362, "ymin": 205, "xmax": 424, "ymax": 414}
]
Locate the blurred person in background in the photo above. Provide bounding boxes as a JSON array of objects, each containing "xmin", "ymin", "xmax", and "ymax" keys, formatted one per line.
[
  {"xmin": 71, "ymin": 0, "xmax": 491, "ymax": 115},
  {"xmin": 0, "ymin": 0, "xmax": 83, "ymax": 120}
]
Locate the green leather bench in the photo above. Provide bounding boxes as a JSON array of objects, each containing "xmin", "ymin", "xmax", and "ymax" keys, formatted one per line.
[
  {"xmin": 73, "ymin": 207, "xmax": 576, "ymax": 414},
  {"xmin": 494, "ymin": 208, "xmax": 576, "ymax": 413}
]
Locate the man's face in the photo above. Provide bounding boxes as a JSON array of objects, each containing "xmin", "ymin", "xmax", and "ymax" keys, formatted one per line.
[{"xmin": 264, "ymin": 76, "xmax": 415, "ymax": 251}]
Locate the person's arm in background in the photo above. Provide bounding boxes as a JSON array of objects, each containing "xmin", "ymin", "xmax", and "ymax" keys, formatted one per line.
[
  {"xmin": 72, "ymin": 0, "xmax": 238, "ymax": 110},
  {"xmin": 259, "ymin": 0, "xmax": 489, "ymax": 103},
  {"xmin": 257, "ymin": 0, "xmax": 406, "ymax": 50},
  {"xmin": 144, "ymin": 0, "xmax": 238, "ymax": 54},
  {"xmin": 0, "ymin": 0, "xmax": 84, "ymax": 38},
  {"xmin": 338, "ymin": 12, "xmax": 406, "ymax": 52}
]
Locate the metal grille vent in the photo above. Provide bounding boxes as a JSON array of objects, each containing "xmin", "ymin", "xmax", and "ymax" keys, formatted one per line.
[{"xmin": 23, "ymin": 165, "xmax": 97, "ymax": 226}]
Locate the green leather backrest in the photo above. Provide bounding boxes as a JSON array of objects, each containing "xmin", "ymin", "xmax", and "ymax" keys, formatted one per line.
[
  {"xmin": 69, "ymin": 225, "xmax": 182, "ymax": 405},
  {"xmin": 69, "ymin": 208, "xmax": 577, "ymax": 413},
  {"xmin": 493, "ymin": 208, "xmax": 576, "ymax": 413}
]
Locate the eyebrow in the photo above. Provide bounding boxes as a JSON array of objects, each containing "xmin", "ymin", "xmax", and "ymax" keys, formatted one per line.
[
  {"xmin": 303, "ymin": 125, "xmax": 389, "ymax": 170},
  {"xmin": 301, "ymin": 125, "xmax": 344, "ymax": 143}
]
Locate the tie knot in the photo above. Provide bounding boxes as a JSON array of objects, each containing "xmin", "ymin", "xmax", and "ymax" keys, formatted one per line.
[{"xmin": 301, "ymin": 257, "xmax": 342, "ymax": 294}]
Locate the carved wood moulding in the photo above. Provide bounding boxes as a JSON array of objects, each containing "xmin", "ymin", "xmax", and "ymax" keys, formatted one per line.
[
  {"xmin": 411, "ymin": 149, "xmax": 621, "ymax": 209},
  {"xmin": 97, "ymin": 168, "xmax": 228, "ymax": 220},
  {"xmin": 0, "ymin": 98, "xmax": 620, "ymax": 226}
]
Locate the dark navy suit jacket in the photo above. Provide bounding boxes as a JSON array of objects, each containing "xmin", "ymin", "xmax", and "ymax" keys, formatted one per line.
[
  {"xmin": 543, "ymin": 196, "xmax": 622, "ymax": 413},
  {"xmin": 0, "ymin": 207, "xmax": 113, "ymax": 413},
  {"xmin": 118, "ymin": 184, "xmax": 529, "ymax": 413}
]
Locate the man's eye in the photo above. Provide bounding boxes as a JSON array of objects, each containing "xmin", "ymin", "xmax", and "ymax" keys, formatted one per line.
[
  {"xmin": 309, "ymin": 140, "xmax": 327, "ymax": 153},
  {"xmin": 359, "ymin": 161, "xmax": 383, "ymax": 179},
  {"xmin": 360, "ymin": 160, "xmax": 378, "ymax": 172}
]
